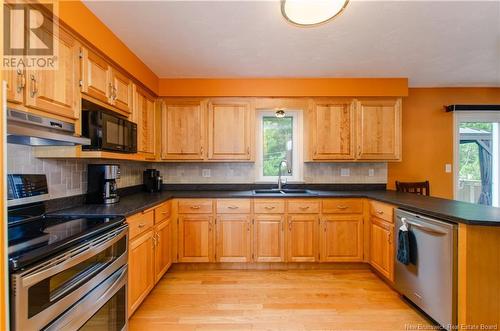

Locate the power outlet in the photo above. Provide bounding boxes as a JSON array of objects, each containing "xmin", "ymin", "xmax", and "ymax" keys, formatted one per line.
[
  {"xmin": 368, "ymin": 168, "xmax": 375, "ymax": 177},
  {"xmin": 202, "ymin": 169, "xmax": 211, "ymax": 177},
  {"xmin": 445, "ymin": 164, "xmax": 452, "ymax": 173},
  {"xmin": 340, "ymin": 168, "xmax": 350, "ymax": 177}
]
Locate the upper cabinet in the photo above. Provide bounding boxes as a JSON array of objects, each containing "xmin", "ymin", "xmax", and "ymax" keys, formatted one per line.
[
  {"xmin": 307, "ymin": 99, "xmax": 356, "ymax": 161},
  {"xmin": 134, "ymin": 86, "xmax": 156, "ymax": 157},
  {"xmin": 161, "ymin": 100, "xmax": 205, "ymax": 160},
  {"xmin": 5, "ymin": 27, "xmax": 80, "ymax": 121},
  {"xmin": 80, "ymin": 47, "xmax": 133, "ymax": 116},
  {"xmin": 207, "ymin": 100, "xmax": 253, "ymax": 161},
  {"xmin": 356, "ymin": 99, "xmax": 402, "ymax": 161},
  {"xmin": 306, "ymin": 98, "xmax": 402, "ymax": 162}
]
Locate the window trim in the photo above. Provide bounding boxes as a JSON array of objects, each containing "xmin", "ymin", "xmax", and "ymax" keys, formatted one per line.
[{"xmin": 255, "ymin": 110, "xmax": 303, "ymax": 183}]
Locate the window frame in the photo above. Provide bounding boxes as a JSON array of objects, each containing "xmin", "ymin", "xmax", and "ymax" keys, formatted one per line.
[{"xmin": 255, "ymin": 110, "xmax": 303, "ymax": 183}]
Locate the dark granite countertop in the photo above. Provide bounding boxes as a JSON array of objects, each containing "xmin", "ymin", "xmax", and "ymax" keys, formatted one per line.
[{"xmin": 48, "ymin": 187, "xmax": 500, "ymax": 226}]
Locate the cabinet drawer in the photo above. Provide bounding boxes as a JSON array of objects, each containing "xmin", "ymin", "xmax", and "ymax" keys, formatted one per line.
[
  {"xmin": 127, "ymin": 210, "xmax": 154, "ymax": 239},
  {"xmin": 178, "ymin": 199, "xmax": 213, "ymax": 214},
  {"xmin": 155, "ymin": 201, "xmax": 171, "ymax": 223},
  {"xmin": 216, "ymin": 199, "xmax": 251, "ymax": 214},
  {"xmin": 322, "ymin": 199, "xmax": 363, "ymax": 214},
  {"xmin": 370, "ymin": 200, "xmax": 394, "ymax": 223},
  {"xmin": 287, "ymin": 200, "xmax": 320, "ymax": 214},
  {"xmin": 254, "ymin": 199, "xmax": 285, "ymax": 214}
]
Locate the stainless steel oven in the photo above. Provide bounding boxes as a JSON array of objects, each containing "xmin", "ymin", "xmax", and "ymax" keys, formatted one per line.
[{"xmin": 10, "ymin": 224, "xmax": 128, "ymax": 331}]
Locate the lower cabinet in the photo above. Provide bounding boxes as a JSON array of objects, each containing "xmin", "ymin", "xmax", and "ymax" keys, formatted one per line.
[
  {"xmin": 286, "ymin": 214, "xmax": 319, "ymax": 262},
  {"xmin": 154, "ymin": 219, "xmax": 172, "ymax": 282},
  {"xmin": 253, "ymin": 214, "xmax": 285, "ymax": 262},
  {"xmin": 128, "ymin": 230, "xmax": 155, "ymax": 317},
  {"xmin": 216, "ymin": 214, "xmax": 252, "ymax": 262},
  {"xmin": 178, "ymin": 214, "xmax": 214, "ymax": 262},
  {"xmin": 320, "ymin": 215, "xmax": 364, "ymax": 262},
  {"xmin": 369, "ymin": 217, "xmax": 395, "ymax": 281}
]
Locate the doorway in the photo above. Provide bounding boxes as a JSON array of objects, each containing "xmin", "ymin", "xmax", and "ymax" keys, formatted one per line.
[{"xmin": 454, "ymin": 112, "xmax": 500, "ymax": 206}]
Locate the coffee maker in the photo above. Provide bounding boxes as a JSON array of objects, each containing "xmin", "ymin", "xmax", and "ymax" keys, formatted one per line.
[
  {"xmin": 143, "ymin": 169, "xmax": 162, "ymax": 193},
  {"xmin": 87, "ymin": 164, "xmax": 120, "ymax": 204}
]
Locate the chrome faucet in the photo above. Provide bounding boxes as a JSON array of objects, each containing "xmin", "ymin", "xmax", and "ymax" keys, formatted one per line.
[{"xmin": 277, "ymin": 160, "xmax": 291, "ymax": 190}]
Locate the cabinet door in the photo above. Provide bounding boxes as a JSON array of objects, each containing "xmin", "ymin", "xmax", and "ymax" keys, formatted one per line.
[
  {"xmin": 111, "ymin": 68, "xmax": 133, "ymax": 114},
  {"xmin": 286, "ymin": 214, "xmax": 319, "ymax": 262},
  {"xmin": 370, "ymin": 217, "xmax": 395, "ymax": 281},
  {"xmin": 207, "ymin": 100, "xmax": 252, "ymax": 160},
  {"xmin": 5, "ymin": 67, "xmax": 24, "ymax": 105},
  {"xmin": 254, "ymin": 214, "xmax": 285, "ymax": 262},
  {"xmin": 136, "ymin": 87, "xmax": 156, "ymax": 155},
  {"xmin": 216, "ymin": 214, "xmax": 251, "ymax": 262},
  {"xmin": 309, "ymin": 99, "xmax": 355, "ymax": 160},
  {"xmin": 128, "ymin": 230, "xmax": 155, "ymax": 317},
  {"xmin": 320, "ymin": 215, "xmax": 363, "ymax": 262},
  {"xmin": 154, "ymin": 219, "xmax": 172, "ymax": 283},
  {"xmin": 161, "ymin": 101, "xmax": 205, "ymax": 160},
  {"xmin": 178, "ymin": 214, "xmax": 213, "ymax": 262},
  {"xmin": 356, "ymin": 99, "xmax": 401, "ymax": 160},
  {"xmin": 25, "ymin": 28, "xmax": 79, "ymax": 120},
  {"xmin": 81, "ymin": 47, "xmax": 111, "ymax": 104}
]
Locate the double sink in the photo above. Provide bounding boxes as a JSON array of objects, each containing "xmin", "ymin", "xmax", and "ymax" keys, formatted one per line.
[{"xmin": 253, "ymin": 189, "xmax": 318, "ymax": 196}]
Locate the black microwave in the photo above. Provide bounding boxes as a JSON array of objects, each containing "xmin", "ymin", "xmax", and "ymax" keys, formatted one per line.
[{"xmin": 81, "ymin": 100, "xmax": 137, "ymax": 153}]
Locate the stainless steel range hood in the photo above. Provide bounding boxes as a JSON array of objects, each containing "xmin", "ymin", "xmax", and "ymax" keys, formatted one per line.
[{"xmin": 7, "ymin": 109, "xmax": 91, "ymax": 146}]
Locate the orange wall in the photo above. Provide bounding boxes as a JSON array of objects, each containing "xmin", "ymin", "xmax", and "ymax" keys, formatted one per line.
[
  {"xmin": 159, "ymin": 78, "xmax": 408, "ymax": 97},
  {"xmin": 59, "ymin": 0, "xmax": 159, "ymax": 94},
  {"xmin": 388, "ymin": 88, "xmax": 500, "ymax": 199}
]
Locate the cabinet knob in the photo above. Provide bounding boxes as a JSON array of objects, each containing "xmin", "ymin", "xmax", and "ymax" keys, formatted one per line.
[
  {"xmin": 228, "ymin": 205, "xmax": 239, "ymax": 209},
  {"xmin": 138, "ymin": 223, "xmax": 145, "ymax": 228},
  {"xmin": 190, "ymin": 205, "xmax": 200, "ymax": 209},
  {"xmin": 336, "ymin": 205, "xmax": 348, "ymax": 210},
  {"xmin": 376, "ymin": 210, "xmax": 384, "ymax": 215},
  {"xmin": 264, "ymin": 206, "xmax": 275, "ymax": 210},
  {"xmin": 299, "ymin": 206, "xmax": 310, "ymax": 210}
]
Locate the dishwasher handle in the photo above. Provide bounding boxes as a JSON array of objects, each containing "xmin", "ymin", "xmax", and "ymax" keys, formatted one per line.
[{"xmin": 401, "ymin": 217, "xmax": 448, "ymax": 236}]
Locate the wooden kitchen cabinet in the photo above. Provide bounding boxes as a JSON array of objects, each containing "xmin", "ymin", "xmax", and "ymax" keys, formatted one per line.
[
  {"xmin": 110, "ymin": 68, "xmax": 133, "ymax": 114},
  {"xmin": 356, "ymin": 99, "xmax": 402, "ymax": 160},
  {"xmin": 134, "ymin": 86, "xmax": 156, "ymax": 156},
  {"xmin": 253, "ymin": 214, "xmax": 285, "ymax": 262},
  {"xmin": 178, "ymin": 214, "xmax": 214, "ymax": 262},
  {"xmin": 370, "ymin": 217, "xmax": 395, "ymax": 281},
  {"xmin": 320, "ymin": 215, "xmax": 364, "ymax": 262},
  {"xmin": 307, "ymin": 99, "xmax": 356, "ymax": 160},
  {"xmin": 215, "ymin": 214, "xmax": 252, "ymax": 262},
  {"xmin": 25, "ymin": 28, "xmax": 80, "ymax": 120},
  {"xmin": 80, "ymin": 47, "xmax": 111, "ymax": 104},
  {"xmin": 154, "ymin": 219, "xmax": 172, "ymax": 282},
  {"xmin": 128, "ymin": 229, "xmax": 155, "ymax": 317},
  {"xmin": 286, "ymin": 214, "xmax": 319, "ymax": 262},
  {"xmin": 207, "ymin": 100, "xmax": 253, "ymax": 160},
  {"xmin": 161, "ymin": 100, "xmax": 205, "ymax": 160}
]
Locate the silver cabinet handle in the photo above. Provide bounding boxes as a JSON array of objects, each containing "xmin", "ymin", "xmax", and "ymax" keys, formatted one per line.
[
  {"xmin": 138, "ymin": 223, "xmax": 146, "ymax": 228},
  {"xmin": 299, "ymin": 206, "xmax": 310, "ymax": 210},
  {"xmin": 264, "ymin": 206, "xmax": 275, "ymax": 210},
  {"xmin": 337, "ymin": 205, "xmax": 348, "ymax": 210},
  {"xmin": 190, "ymin": 205, "xmax": 201, "ymax": 209},
  {"xmin": 376, "ymin": 210, "xmax": 384, "ymax": 215},
  {"xmin": 30, "ymin": 74, "xmax": 37, "ymax": 97},
  {"xmin": 16, "ymin": 68, "xmax": 25, "ymax": 93},
  {"xmin": 228, "ymin": 205, "xmax": 239, "ymax": 209}
]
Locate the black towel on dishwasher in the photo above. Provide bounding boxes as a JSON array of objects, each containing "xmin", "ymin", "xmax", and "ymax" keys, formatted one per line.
[{"xmin": 397, "ymin": 229, "xmax": 410, "ymax": 265}]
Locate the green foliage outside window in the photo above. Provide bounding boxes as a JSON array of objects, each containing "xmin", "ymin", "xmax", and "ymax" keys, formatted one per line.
[
  {"xmin": 263, "ymin": 116, "xmax": 293, "ymax": 176},
  {"xmin": 459, "ymin": 122, "xmax": 492, "ymax": 181}
]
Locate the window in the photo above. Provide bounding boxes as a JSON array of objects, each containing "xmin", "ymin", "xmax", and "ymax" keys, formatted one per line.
[
  {"xmin": 454, "ymin": 112, "xmax": 500, "ymax": 206},
  {"xmin": 256, "ymin": 111, "xmax": 303, "ymax": 182}
]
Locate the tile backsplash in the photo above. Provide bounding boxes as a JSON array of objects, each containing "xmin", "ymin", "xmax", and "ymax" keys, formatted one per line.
[{"xmin": 7, "ymin": 144, "xmax": 387, "ymax": 200}]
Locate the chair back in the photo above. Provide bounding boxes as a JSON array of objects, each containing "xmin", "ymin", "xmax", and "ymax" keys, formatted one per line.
[{"xmin": 395, "ymin": 181, "xmax": 430, "ymax": 196}]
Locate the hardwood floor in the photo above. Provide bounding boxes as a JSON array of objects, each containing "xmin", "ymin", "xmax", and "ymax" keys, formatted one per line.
[{"xmin": 129, "ymin": 268, "xmax": 431, "ymax": 330}]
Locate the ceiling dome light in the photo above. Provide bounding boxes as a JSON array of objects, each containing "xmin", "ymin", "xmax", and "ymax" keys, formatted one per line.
[
  {"xmin": 275, "ymin": 109, "xmax": 286, "ymax": 118},
  {"xmin": 281, "ymin": 0, "xmax": 349, "ymax": 27}
]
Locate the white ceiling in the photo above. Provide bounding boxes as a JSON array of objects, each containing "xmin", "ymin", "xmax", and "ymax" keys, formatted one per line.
[{"xmin": 84, "ymin": 0, "xmax": 500, "ymax": 87}]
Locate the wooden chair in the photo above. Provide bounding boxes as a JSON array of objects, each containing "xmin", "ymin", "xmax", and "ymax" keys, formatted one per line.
[{"xmin": 395, "ymin": 181, "xmax": 430, "ymax": 196}]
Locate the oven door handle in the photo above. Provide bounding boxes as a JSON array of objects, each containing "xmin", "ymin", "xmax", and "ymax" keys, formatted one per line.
[{"xmin": 22, "ymin": 225, "xmax": 127, "ymax": 287}]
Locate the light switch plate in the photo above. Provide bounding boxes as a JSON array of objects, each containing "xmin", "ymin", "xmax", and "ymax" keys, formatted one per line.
[
  {"xmin": 202, "ymin": 169, "xmax": 211, "ymax": 177},
  {"xmin": 340, "ymin": 168, "xmax": 350, "ymax": 177},
  {"xmin": 368, "ymin": 169, "xmax": 375, "ymax": 177},
  {"xmin": 445, "ymin": 164, "xmax": 452, "ymax": 173}
]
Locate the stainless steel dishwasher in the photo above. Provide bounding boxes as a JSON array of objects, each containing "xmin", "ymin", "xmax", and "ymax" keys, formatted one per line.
[{"xmin": 395, "ymin": 209, "xmax": 457, "ymax": 330}]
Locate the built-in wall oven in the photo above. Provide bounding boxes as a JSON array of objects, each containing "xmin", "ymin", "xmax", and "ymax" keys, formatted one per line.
[{"xmin": 81, "ymin": 99, "xmax": 137, "ymax": 153}]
